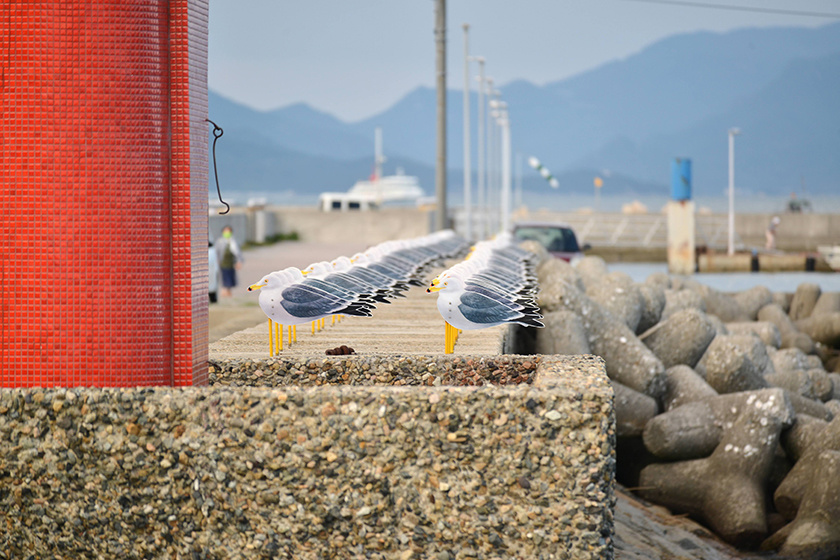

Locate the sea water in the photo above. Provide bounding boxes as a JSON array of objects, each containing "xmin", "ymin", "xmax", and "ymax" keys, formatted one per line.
[
  {"xmin": 610, "ymin": 262, "xmax": 840, "ymax": 294},
  {"xmin": 221, "ymin": 192, "xmax": 840, "ymax": 215}
]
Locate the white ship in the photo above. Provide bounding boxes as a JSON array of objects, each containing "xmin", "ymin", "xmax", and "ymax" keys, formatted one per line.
[
  {"xmin": 347, "ymin": 168, "xmax": 424, "ymax": 202},
  {"xmin": 319, "ymin": 128, "xmax": 425, "ymax": 212}
]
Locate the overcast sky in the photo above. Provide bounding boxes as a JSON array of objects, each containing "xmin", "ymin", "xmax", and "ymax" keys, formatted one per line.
[{"xmin": 208, "ymin": 0, "xmax": 839, "ymax": 122}]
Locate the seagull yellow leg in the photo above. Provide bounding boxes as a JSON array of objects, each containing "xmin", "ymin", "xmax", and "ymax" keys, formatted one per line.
[
  {"xmin": 443, "ymin": 322, "xmax": 447, "ymax": 353},
  {"xmin": 269, "ymin": 319, "xmax": 275, "ymax": 356},
  {"xmin": 277, "ymin": 322, "xmax": 282, "ymax": 351},
  {"xmin": 320, "ymin": 317, "xmax": 325, "ymax": 330},
  {"xmin": 293, "ymin": 325, "xmax": 297, "ymax": 343},
  {"xmin": 288, "ymin": 325, "xmax": 293, "ymax": 346},
  {"xmin": 444, "ymin": 322, "xmax": 452, "ymax": 354},
  {"xmin": 312, "ymin": 321, "xmax": 316, "ymax": 335},
  {"xmin": 332, "ymin": 315, "xmax": 336, "ymax": 326}
]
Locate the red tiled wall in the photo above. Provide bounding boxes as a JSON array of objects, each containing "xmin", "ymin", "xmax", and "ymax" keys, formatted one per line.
[
  {"xmin": 174, "ymin": 0, "xmax": 210, "ymax": 386},
  {"xmin": 0, "ymin": 1, "xmax": 209, "ymax": 387}
]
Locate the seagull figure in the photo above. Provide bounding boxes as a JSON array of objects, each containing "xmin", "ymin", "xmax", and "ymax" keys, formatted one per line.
[
  {"xmin": 427, "ymin": 237, "xmax": 543, "ymax": 353},
  {"xmin": 248, "ymin": 268, "xmax": 373, "ymax": 355}
]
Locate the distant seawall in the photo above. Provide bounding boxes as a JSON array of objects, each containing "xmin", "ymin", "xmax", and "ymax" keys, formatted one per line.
[
  {"xmin": 210, "ymin": 207, "xmax": 433, "ymax": 248},
  {"xmin": 209, "ymin": 206, "xmax": 839, "ymax": 254}
]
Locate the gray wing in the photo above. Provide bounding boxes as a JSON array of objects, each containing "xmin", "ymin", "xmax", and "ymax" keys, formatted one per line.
[
  {"xmin": 457, "ymin": 292, "xmax": 522, "ymax": 325},
  {"xmin": 280, "ymin": 284, "xmax": 349, "ymax": 318}
]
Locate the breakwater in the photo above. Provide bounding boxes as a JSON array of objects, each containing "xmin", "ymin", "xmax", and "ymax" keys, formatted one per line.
[
  {"xmin": 528, "ymin": 240, "xmax": 840, "ymax": 557},
  {"xmin": 209, "ymin": 207, "xmax": 840, "ymax": 256}
]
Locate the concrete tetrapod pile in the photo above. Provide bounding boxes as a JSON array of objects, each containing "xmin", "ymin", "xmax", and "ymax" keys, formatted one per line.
[{"xmin": 525, "ymin": 241, "xmax": 840, "ymax": 558}]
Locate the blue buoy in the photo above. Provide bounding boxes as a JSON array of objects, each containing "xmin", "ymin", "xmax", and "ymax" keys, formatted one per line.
[{"xmin": 671, "ymin": 158, "xmax": 692, "ymax": 201}]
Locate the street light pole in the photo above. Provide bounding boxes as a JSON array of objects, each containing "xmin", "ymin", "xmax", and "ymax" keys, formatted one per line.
[
  {"xmin": 499, "ymin": 107, "xmax": 511, "ymax": 232},
  {"xmin": 515, "ymin": 152, "xmax": 523, "ymax": 210},
  {"xmin": 434, "ymin": 0, "xmax": 447, "ymax": 231},
  {"xmin": 485, "ymin": 77, "xmax": 494, "ymax": 236},
  {"xmin": 462, "ymin": 24, "xmax": 471, "ymax": 240},
  {"xmin": 471, "ymin": 56, "xmax": 485, "ymax": 240},
  {"xmin": 492, "ymin": 90, "xmax": 503, "ymax": 233},
  {"xmin": 728, "ymin": 127, "xmax": 741, "ymax": 256},
  {"xmin": 489, "ymin": 96, "xmax": 505, "ymax": 234}
]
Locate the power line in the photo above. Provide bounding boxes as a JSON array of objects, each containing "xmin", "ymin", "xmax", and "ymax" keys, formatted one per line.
[{"xmin": 616, "ymin": 0, "xmax": 840, "ymax": 19}]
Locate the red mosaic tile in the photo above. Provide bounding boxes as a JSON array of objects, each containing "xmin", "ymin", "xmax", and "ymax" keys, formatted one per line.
[{"xmin": 0, "ymin": 1, "xmax": 209, "ymax": 387}]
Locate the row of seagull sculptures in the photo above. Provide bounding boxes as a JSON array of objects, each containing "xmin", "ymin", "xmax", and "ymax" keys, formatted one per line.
[{"xmin": 248, "ymin": 230, "xmax": 470, "ymax": 355}]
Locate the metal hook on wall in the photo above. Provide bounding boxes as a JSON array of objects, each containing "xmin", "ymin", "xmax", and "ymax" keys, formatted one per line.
[{"xmin": 206, "ymin": 118, "xmax": 230, "ymax": 215}]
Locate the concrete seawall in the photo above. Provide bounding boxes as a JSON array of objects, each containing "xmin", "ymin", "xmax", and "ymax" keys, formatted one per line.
[
  {"xmin": 0, "ymin": 355, "xmax": 616, "ymax": 559},
  {"xmin": 210, "ymin": 206, "xmax": 840, "ymax": 255}
]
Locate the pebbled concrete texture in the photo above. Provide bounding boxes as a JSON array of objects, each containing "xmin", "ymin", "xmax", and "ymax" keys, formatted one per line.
[{"xmin": 0, "ymin": 355, "xmax": 617, "ymax": 560}]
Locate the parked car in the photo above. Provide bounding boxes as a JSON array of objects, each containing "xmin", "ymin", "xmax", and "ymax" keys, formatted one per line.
[{"xmin": 512, "ymin": 221, "xmax": 588, "ymax": 262}]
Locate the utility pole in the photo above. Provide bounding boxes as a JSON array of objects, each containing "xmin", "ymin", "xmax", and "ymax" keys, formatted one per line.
[
  {"xmin": 462, "ymin": 23, "xmax": 471, "ymax": 240},
  {"xmin": 434, "ymin": 0, "xmax": 447, "ymax": 231}
]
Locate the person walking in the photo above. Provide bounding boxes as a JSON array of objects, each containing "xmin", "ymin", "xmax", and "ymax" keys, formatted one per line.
[
  {"xmin": 208, "ymin": 240, "xmax": 221, "ymax": 303},
  {"xmin": 215, "ymin": 225, "xmax": 243, "ymax": 297},
  {"xmin": 765, "ymin": 216, "xmax": 780, "ymax": 251}
]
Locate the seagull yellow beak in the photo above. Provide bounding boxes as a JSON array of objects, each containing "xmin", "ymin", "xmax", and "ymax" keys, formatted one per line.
[
  {"xmin": 301, "ymin": 269, "xmax": 311, "ymax": 275},
  {"xmin": 426, "ymin": 278, "xmax": 443, "ymax": 293},
  {"xmin": 248, "ymin": 283, "xmax": 263, "ymax": 291}
]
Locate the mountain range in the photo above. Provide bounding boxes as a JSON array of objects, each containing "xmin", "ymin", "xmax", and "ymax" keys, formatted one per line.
[{"xmin": 208, "ymin": 22, "xmax": 840, "ymax": 201}]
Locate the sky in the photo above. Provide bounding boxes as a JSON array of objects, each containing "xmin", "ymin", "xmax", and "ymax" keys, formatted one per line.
[{"xmin": 208, "ymin": 0, "xmax": 839, "ymax": 122}]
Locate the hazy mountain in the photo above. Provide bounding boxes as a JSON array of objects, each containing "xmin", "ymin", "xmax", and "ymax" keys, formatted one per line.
[
  {"xmin": 208, "ymin": 91, "xmax": 372, "ymax": 161},
  {"xmin": 540, "ymin": 23, "xmax": 840, "ymax": 146},
  {"xmin": 208, "ymin": 22, "xmax": 840, "ymax": 198},
  {"xmin": 355, "ymin": 22, "xmax": 840, "ymax": 175},
  {"xmin": 209, "ymin": 123, "xmax": 437, "ymax": 198},
  {"xmin": 574, "ymin": 51, "xmax": 840, "ymax": 196}
]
